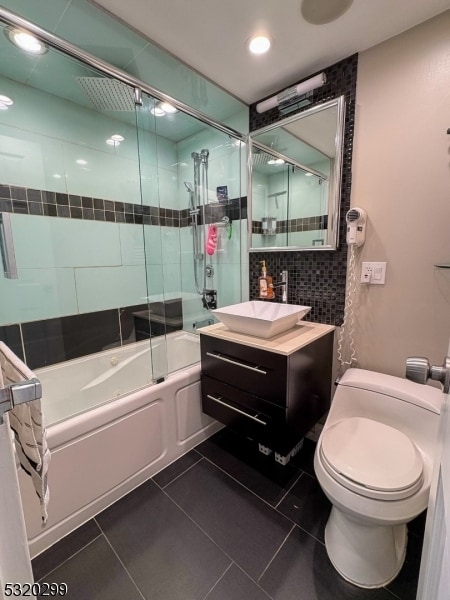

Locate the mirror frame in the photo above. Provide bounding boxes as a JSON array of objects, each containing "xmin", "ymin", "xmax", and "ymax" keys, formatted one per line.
[{"xmin": 247, "ymin": 95, "xmax": 346, "ymax": 252}]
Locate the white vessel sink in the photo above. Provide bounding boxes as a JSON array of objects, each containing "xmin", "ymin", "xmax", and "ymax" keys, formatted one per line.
[{"xmin": 212, "ymin": 301, "xmax": 311, "ymax": 338}]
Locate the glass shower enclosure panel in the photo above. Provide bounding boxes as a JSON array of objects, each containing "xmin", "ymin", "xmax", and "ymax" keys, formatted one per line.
[
  {"xmin": 137, "ymin": 92, "xmax": 244, "ymax": 367},
  {"xmin": 0, "ymin": 22, "xmax": 153, "ymax": 423},
  {"xmin": 134, "ymin": 91, "xmax": 169, "ymax": 381}
]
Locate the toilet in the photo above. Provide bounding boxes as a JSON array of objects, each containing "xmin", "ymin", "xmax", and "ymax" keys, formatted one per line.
[{"xmin": 314, "ymin": 368, "xmax": 441, "ymax": 589}]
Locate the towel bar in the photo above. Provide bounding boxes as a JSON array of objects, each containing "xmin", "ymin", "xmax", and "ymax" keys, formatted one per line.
[{"xmin": 0, "ymin": 378, "xmax": 42, "ymax": 424}]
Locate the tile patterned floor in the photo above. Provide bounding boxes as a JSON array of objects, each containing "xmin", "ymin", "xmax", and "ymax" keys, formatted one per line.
[{"xmin": 33, "ymin": 429, "xmax": 425, "ymax": 600}]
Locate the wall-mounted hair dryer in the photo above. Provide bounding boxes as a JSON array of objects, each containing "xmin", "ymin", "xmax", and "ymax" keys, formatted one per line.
[{"xmin": 346, "ymin": 207, "xmax": 367, "ymax": 247}]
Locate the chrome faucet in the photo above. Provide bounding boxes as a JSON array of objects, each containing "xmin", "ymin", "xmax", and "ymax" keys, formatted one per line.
[{"xmin": 271, "ymin": 270, "xmax": 289, "ymax": 303}]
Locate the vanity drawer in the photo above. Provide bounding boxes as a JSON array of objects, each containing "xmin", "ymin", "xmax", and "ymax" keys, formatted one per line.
[
  {"xmin": 200, "ymin": 335, "xmax": 287, "ymax": 406},
  {"xmin": 201, "ymin": 375, "xmax": 286, "ymax": 438}
]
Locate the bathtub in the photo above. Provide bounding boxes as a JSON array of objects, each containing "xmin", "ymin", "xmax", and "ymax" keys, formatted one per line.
[{"xmin": 18, "ymin": 331, "xmax": 222, "ymax": 558}]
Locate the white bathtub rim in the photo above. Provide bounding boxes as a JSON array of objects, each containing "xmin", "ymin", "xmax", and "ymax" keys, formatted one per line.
[
  {"xmin": 36, "ymin": 330, "xmax": 198, "ymax": 377},
  {"xmin": 47, "ymin": 362, "xmax": 201, "ymax": 450}
]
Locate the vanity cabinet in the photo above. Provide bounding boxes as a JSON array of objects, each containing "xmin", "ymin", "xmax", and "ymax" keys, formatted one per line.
[{"xmin": 200, "ymin": 322, "xmax": 334, "ymax": 456}]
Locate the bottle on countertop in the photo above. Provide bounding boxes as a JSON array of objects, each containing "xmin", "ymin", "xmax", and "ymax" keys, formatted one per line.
[{"xmin": 259, "ymin": 260, "xmax": 274, "ymax": 299}]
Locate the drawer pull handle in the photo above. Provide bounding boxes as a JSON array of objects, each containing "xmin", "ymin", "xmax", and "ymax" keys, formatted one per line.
[
  {"xmin": 206, "ymin": 394, "xmax": 267, "ymax": 426},
  {"xmin": 206, "ymin": 352, "xmax": 267, "ymax": 375}
]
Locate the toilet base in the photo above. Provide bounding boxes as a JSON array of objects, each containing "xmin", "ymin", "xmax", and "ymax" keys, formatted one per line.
[{"xmin": 324, "ymin": 506, "xmax": 407, "ymax": 588}]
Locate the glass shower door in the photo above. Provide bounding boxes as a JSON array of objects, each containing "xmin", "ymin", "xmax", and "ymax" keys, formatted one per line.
[
  {"xmin": 136, "ymin": 90, "xmax": 245, "ymax": 376},
  {"xmin": 135, "ymin": 91, "xmax": 169, "ymax": 381},
  {"xmin": 0, "ymin": 22, "xmax": 154, "ymax": 422}
]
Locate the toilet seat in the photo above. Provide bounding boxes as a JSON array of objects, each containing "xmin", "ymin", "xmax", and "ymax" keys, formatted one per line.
[{"xmin": 319, "ymin": 417, "xmax": 424, "ymax": 501}]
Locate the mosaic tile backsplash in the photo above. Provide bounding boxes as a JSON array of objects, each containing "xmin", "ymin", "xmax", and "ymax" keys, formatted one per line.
[{"xmin": 249, "ymin": 54, "xmax": 358, "ymax": 326}]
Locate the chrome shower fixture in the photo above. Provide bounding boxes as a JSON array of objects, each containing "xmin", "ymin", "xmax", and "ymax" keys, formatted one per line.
[{"xmin": 76, "ymin": 77, "xmax": 136, "ymax": 111}]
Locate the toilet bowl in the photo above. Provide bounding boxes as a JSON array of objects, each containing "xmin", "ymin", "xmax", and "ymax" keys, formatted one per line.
[{"xmin": 314, "ymin": 368, "xmax": 441, "ymax": 588}]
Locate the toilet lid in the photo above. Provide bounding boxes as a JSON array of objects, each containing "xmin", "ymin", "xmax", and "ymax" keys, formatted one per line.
[{"xmin": 320, "ymin": 417, "xmax": 423, "ymax": 500}]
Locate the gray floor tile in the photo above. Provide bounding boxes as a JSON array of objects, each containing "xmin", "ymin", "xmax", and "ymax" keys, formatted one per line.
[
  {"xmin": 37, "ymin": 536, "xmax": 141, "ymax": 600},
  {"xmin": 277, "ymin": 472, "xmax": 331, "ymax": 542},
  {"xmin": 196, "ymin": 429, "xmax": 303, "ymax": 507},
  {"xmin": 259, "ymin": 526, "xmax": 398, "ymax": 600},
  {"xmin": 152, "ymin": 449, "xmax": 202, "ymax": 488},
  {"xmin": 96, "ymin": 479, "xmax": 231, "ymax": 600},
  {"xmin": 165, "ymin": 459, "xmax": 293, "ymax": 579},
  {"xmin": 33, "ymin": 519, "xmax": 101, "ymax": 581},
  {"xmin": 206, "ymin": 564, "xmax": 272, "ymax": 600}
]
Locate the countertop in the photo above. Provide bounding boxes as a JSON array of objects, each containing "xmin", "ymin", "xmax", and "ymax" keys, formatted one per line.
[{"xmin": 198, "ymin": 321, "xmax": 335, "ymax": 356}]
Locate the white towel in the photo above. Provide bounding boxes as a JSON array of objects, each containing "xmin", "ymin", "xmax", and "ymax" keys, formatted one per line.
[{"xmin": 0, "ymin": 342, "xmax": 50, "ymax": 525}]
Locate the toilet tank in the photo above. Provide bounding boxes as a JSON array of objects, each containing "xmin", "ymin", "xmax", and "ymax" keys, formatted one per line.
[{"xmin": 327, "ymin": 368, "xmax": 442, "ymax": 462}]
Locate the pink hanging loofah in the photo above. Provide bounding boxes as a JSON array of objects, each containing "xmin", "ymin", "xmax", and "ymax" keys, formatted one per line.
[{"xmin": 206, "ymin": 225, "xmax": 218, "ymax": 255}]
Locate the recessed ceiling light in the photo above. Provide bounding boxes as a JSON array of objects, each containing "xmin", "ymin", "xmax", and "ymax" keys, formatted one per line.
[
  {"xmin": 248, "ymin": 35, "xmax": 271, "ymax": 55},
  {"xmin": 0, "ymin": 95, "xmax": 13, "ymax": 108},
  {"xmin": 159, "ymin": 102, "xmax": 177, "ymax": 114},
  {"xmin": 305, "ymin": 172, "xmax": 313, "ymax": 176},
  {"xmin": 151, "ymin": 106, "xmax": 166, "ymax": 117},
  {"xmin": 76, "ymin": 159, "xmax": 88, "ymax": 165},
  {"xmin": 106, "ymin": 134, "xmax": 124, "ymax": 146},
  {"xmin": 6, "ymin": 27, "xmax": 48, "ymax": 55},
  {"xmin": 268, "ymin": 158, "xmax": 285, "ymax": 165}
]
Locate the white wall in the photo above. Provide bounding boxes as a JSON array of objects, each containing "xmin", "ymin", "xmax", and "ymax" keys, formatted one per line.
[{"xmin": 351, "ymin": 10, "xmax": 450, "ymax": 376}]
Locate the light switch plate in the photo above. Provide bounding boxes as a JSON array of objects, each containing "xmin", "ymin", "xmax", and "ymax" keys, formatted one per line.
[{"xmin": 361, "ymin": 262, "xmax": 387, "ymax": 284}]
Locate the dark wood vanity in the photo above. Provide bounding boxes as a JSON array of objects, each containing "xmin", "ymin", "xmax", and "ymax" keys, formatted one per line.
[{"xmin": 200, "ymin": 322, "xmax": 334, "ymax": 459}]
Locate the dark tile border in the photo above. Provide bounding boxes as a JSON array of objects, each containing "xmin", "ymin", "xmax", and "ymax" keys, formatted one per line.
[
  {"xmin": 0, "ymin": 324, "xmax": 24, "ymax": 361},
  {"xmin": 249, "ymin": 54, "xmax": 358, "ymax": 326},
  {"xmin": 252, "ymin": 214, "xmax": 328, "ymax": 234},
  {"xmin": 0, "ymin": 183, "xmax": 246, "ymax": 228},
  {"xmin": 5, "ymin": 299, "xmax": 183, "ymax": 370}
]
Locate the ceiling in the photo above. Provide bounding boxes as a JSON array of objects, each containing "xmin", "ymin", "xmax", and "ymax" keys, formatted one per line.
[{"xmin": 93, "ymin": 0, "xmax": 450, "ymax": 105}]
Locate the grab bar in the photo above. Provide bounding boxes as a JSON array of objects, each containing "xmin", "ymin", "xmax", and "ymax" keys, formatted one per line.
[
  {"xmin": 0, "ymin": 212, "xmax": 18, "ymax": 279},
  {"xmin": 206, "ymin": 351, "xmax": 267, "ymax": 375},
  {"xmin": 0, "ymin": 378, "xmax": 42, "ymax": 424}
]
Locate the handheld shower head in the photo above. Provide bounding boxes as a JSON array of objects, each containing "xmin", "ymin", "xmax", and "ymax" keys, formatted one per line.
[{"xmin": 184, "ymin": 181, "xmax": 194, "ymax": 192}]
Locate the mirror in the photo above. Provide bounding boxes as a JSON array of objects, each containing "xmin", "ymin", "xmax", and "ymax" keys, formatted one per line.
[{"xmin": 248, "ymin": 96, "xmax": 345, "ymax": 251}]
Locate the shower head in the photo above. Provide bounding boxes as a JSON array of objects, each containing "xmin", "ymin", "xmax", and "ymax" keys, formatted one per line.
[
  {"xmin": 184, "ymin": 182, "xmax": 194, "ymax": 192},
  {"xmin": 76, "ymin": 77, "xmax": 135, "ymax": 111},
  {"xmin": 252, "ymin": 149, "xmax": 278, "ymax": 166}
]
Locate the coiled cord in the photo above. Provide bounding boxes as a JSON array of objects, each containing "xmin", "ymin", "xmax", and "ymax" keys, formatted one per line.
[{"xmin": 337, "ymin": 244, "xmax": 359, "ymax": 371}]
